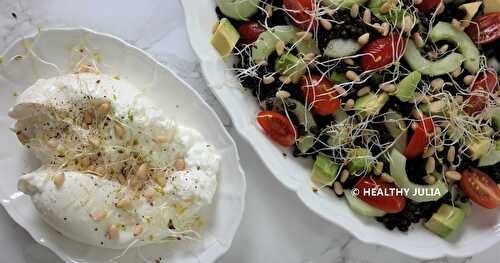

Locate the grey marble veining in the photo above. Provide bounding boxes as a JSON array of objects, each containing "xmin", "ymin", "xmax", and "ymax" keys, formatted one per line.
[{"xmin": 0, "ymin": 0, "xmax": 498, "ymax": 262}]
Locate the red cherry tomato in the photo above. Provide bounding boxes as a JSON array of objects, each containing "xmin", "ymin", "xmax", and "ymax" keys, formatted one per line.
[
  {"xmin": 464, "ymin": 70, "xmax": 499, "ymax": 115},
  {"xmin": 257, "ymin": 111, "xmax": 297, "ymax": 147},
  {"xmin": 283, "ymin": 0, "xmax": 317, "ymax": 31},
  {"xmin": 299, "ymin": 75, "xmax": 341, "ymax": 116},
  {"xmin": 460, "ymin": 168, "xmax": 500, "ymax": 209},
  {"xmin": 404, "ymin": 117, "xmax": 434, "ymax": 159},
  {"xmin": 238, "ymin": 22, "xmax": 265, "ymax": 44},
  {"xmin": 360, "ymin": 33, "xmax": 406, "ymax": 71},
  {"xmin": 465, "ymin": 12, "xmax": 500, "ymax": 44},
  {"xmin": 415, "ymin": 0, "xmax": 441, "ymax": 13},
  {"xmin": 354, "ymin": 177, "xmax": 406, "ymax": 213}
]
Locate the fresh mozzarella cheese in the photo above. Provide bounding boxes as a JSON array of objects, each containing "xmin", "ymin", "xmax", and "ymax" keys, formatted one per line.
[{"xmin": 11, "ymin": 73, "xmax": 219, "ymax": 248}]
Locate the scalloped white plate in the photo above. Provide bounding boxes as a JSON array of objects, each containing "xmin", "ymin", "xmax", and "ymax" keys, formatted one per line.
[
  {"xmin": 181, "ymin": 0, "xmax": 500, "ymax": 259},
  {"xmin": 0, "ymin": 28, "xmax": 246, "ymax": 263}
]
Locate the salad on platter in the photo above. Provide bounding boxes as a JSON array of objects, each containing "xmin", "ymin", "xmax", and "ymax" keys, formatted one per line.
[{"xmin": 210, "ymin": 0, "xmax": 500, "ymax": 238}]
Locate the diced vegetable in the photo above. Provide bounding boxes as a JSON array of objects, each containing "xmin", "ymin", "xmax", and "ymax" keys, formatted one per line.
[
  {"xmin": 310, "ymin": 153, "xmax": 339, "ymax": 186},
  {"xmin": 210, "ymin": 18, "xmax": 240, "ymax": 57},
  {"xmin": 347, "ymin": 148, "xmax": 372, "ymax": 174},
  {"xmin": 345, "ymin": 190, "xmax": 386, "ymax": 217},
  {"xmin": 275, "ymin": 53, "xmax": 307, "ymax": 83},
  {"xmin": 395, "ymin": 71, "xmax": 421, "ymax": 102},
  {"xmin": 324, "ymin": 39, "xmax": 362, "ymax": 58},
  {"xmin": 424, "ymin": 204, "xmax": 465, "ymax": 238},
  {"xmin": 403, "ymin": 40, "xmax": 464, "ymax": 76},
  {"xmin": 216, "ymin": 0, "xmax": 259, "ymax": 21}
]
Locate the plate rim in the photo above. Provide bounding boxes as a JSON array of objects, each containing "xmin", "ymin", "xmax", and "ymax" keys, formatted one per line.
[
  {"xmin": 179, "ymin": 0, "xmax": 500, "ymax": 259},
  {"xmin": 0, "ymin": 26, "xmax": 247, "ymax": 263}
]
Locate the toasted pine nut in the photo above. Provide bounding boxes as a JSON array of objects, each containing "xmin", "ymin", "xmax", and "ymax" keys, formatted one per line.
[
  {"xmin": 344, "ymin": 99, "xmax": 355, "ymax": 110},
  {"xmin": 320, "ymin": 18, "xmax": 332, "ymax": 30},
  {"xmin": 426, "ymin": 157, "xmax": 436, "ymax": 174},
  {"xmin": 363, "ymin": 9, "xmax": 371, "ymax": 24},
  {"xmin": 90, "ymin": 210, "xmax": 107, "ymax": 221},
  {"xmin": 438, "ymin": 44, "xmax": 449, "ymax": 54},
  {"xmin": 454, "ymin": 95, "xmax": 464, "ymax": 104},
  {"xmin": 445, "ymin": 171, "xmax": 462, "ymax": 181},
  {"xmin": 279, "ymin": 75, "xmax": 291, "ymax": 84},
  {"xmin": 431, "ymin": 78, "xmax": 445, "ymax": 91},
  {"xmin": 374, "ymin": 162, "xmax": 384, "ymax": 176},
  {"xmin": 333, "ymin": 181, "xmax": 344, "ymax": 195},
  {"xmin": 344, "ymin": 58, "xmax": 355, "ymax": 65},
  {"xmin": 174, "ymin": 158, "xmax": 186, "ymax": 170},
  {"xmin": 413, "ymin": 32, "xmax": 425, "ymax": 48},
  {"xmin": 136, "ymin": 163, "xmax": 149, "ymax": 179},
  {"xmin": 380, "ymin": 83, "xmax": 397, "ymax": 93},
  {"xmin": 423, "ymin": 175, "xmax": 436, "ymax": 184},
  {"xmin": 380, "ymin": 2, "xmax": 393, "ymax": 14},
  {"xmin": 447, "ymin": 146, "xmax": 456, "ymax": 163},
  {"xmin": 296, "ymin": 31, "xmax": 312, "ymax": 40},
  {"xmin": 107, "ymin": 224, "xmax": 119, "ymax": 240},
  {"xmin": 133, "ymin": 225, "xmax": 144, "ymax": 237},
  {"xmin": 401, "ymin": 15, "xmax": 414, "ymax": 32},
  {"xmin": 265, "ymin": 4, "xmax": 273, "ymax": 17},
  {"xmin": 429, "ymin": 100, "xmax": 446, "ymax": 113},
  {"xmin": 381, "ymin": 22, "xmax": 390, "ymax": 36},
  {"xmin": 381, "ymin": 173, "xmax": 394, "ymax": 183},
  {"xmin": 113, "ymin": 123, "xmax": 125, "ymax": 139},
  {"xmin": 263, "ymin": 75, "xmax": 275, "ymax": 85},
  {"xmin": 357, "ymin": 33, "xmax": 370, "ymax": 46},
  {"xmin": 350, "ymin": 4, "xmax": 359, "ymax": 17},
  {"xmin": 346, "ymin": 70, "xmax": 360, "ymax": 81},
  {"xmin": 275, "ymin": 40, "xmax": 285, "ymax": 56},
  {"xmin": 452, "ymin": 67, "xmax": 462, "ymax": 78},
  {"xmin": 98, "ymin": 102, "xmax": 111, "ymax": 116},
  {"xmin": 357, "ymin": 86, "xmax": 371, "ymax": 97},
  {"xmin": 414, "ymin": 0, "xmax": 423, "ymax": 4},
  {"xmin": 340, "ymin": 169, "xmax": 350, "ymax": 183},
  {"xmin": 53, "ymin": 173, "xmax": 65, "ymax": 188},
  {"xmin": 463, "ymin": 75, "xmax": 475, "ymax": 85},
  {"xmin": 116, "ymin": 197, "xmax": 132, "ymax": 209},
  {"xmin": 276, "ymin": 90, "xmax": 291, "ymax": 99}
]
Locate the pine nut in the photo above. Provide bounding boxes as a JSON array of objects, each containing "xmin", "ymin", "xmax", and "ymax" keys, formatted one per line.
[
  {"xmin": 275, "ymin": 40, "xmax": 285, "ymax": 56},
  {"xmin": 426, "ymin": 157, "xmax": 436, "ymax": 174},
  {"xmin": 381, "ymin": 173, "xmax": 394, "ymax": 183},
  {"xmin": 447, "ymin": 146, "xmax": 456, "ymax": 163},
  {"xmin": 357, "ymin": 86, "xmax": 371, "ymax": 97},
  {"xmin": 431, "ymin": 78, "xmax": 445, "ymax": 91},
  {"xmin": 340, "ymin": 169, "xmax": 350, "ymax": 183},
  {"xmin": 116, "ymin": 197, "xmax": 132, "ymax": 209},
  {"xmin": 320, "ymin": 18, "xmax": 332, "ymax": 30},
  {"xmin": 263, "ymin": 75, "xmax": 275, "ymax": 85},
  {"xmin": 413, "ymin": 32, "xmax": 425, "ymax": 48},
  {"xmin": 107, "ymin": 224, "xmax": 119, "ymax": 240},
  {"xmin": 153, "ymin": 135, "xmax": 170, "ymax": 145},
  {"xmin": 296, "ymin": 31, "xmax": 312, "ymax": 40},
  {"xmin": 90, "ymin": 210, "xmax": 107, "ymax": 221},
  {"xmin": 346, "ymin": 70, "xmax": 360, "ymax": 81},
  {"xmin": 439, "ymin": 44, "xmax": 449, "ymax": 53},
  {"xmin": 374, "ymin": 162, "xmax": 384, "ymax": 176},
  {"xmin": 344, "ymin": 58, "xmax": 355, "ymax": 65},
  {"xmin": 333, "ymin": 181, "xmax": 344, "ymax": 195},
  {"xmin": 429, "ymin": 100, "xmax": 446, "ymax": 113},
  {"xmin": 454, "ymin": 95, "xmax": 464, "ymax": 104},
  {"xmin": 357, "ymin": 33, "xmax": 370, "ymax": 46},
  {"xmin": 381, "ymin": 22, "xmax": 390, "ymax": 36},
  {"xmin": 350, "ymin": 4, "xmax": 359, "ymax": 17},
  {"xmin": 98, "ymin": 102, "xmax": 111, "ymax": 116},
  {"xmin": 363, "ymin": 9, "xmax": 371, "ymax": 24},
  {"xmin": 302, "ymin": 53, "xmax": 316, "ymax": 63},
  {"xmin": 265, "ymin": 4, "xmax": 273, "ymax": 17},
  {"xmin": 114, "ymin": 123, "xmax": 125, "ymax": 139},
  {"xmin": 401, "ymin": 15, "xmax": 414, "ymax": 33},
  {"xmin": 463, "ymin": 75, "xmax": 475, "ymax": 85},
  {"xmin": 278, "ymin": 75, "xmax": 291, "ymax": 84},
  {"xmin": 414, "ymin": 0, "xmax": 423, "ymax": 4},
  {"xmin": 380, "ymin": 2, "xmax": 393, "ymax": 14},
  {"xmin": 423, "ymin": 175, "xmax": 436, "ymax": 184},
  {"xmin": 452, "ymin": 67, "xmax": 462, "ymax": 78},
  {"xmin": 276, "ymin": 90, "xmax": 291, "ymax": 99},
  {"xmin": 452, "ymin": 19, "xmax": 463, "ymax": 31},
  {"xmin": 174, "ymin": 158, "xmax": 186, "ymax": 170},
  {"xmin": 445, "ymin": 171, "xmax": 462, "ymax": 181},
  {"xmin": 133, "ymin": 225, "xmax": 144, "ymax": 237},
  {"xmin": 344, "ymin": 99, "xmax": 355, "ymax": 110},
  {"xmin": 53, "ymin": 173, "xmax": 65, "ymax": 188},
  {"xmin": 137, "ymin": 163, "xmax": 149, "ymax": 179},
  {"xmin": 380, "ymin": 83, "xmax": 397, "ymax": 93}
]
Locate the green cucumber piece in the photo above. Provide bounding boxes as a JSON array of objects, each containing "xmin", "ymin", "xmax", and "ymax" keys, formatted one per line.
[
  {"xmin": 424, "ymin": 204, "xmax": 465, "ymax": 238},
  {"xmin": 216, "ymin": 0, "xmax": 259, "ymax": 21},
  {"xmin": 275, "ymin": 53, "xmax": 307, "ymax": 83},
  {"xmin": 322, "ymin": 0, "xmax": 368, "ymax": 8},
  {"xmin": 395, "ymin": 71, "xmax": 421, "ymax": 102},
  {"xmin": 324, "ymin": 39, "xmax": 362, "ymax": 58},
  {"xmin": 345, "ymin": 190, "xmax": 386, "ymax": 217},
  {"xmin": 403, "ymin": 40, "xmax": 464, "ymax": 77},
  {"xmin": 348, "ymin": 148, "xmax": 373, "ymax": 174},
  {"xmin": 354, "ymin": 92, "xmax": 389, "ymax": 116},
  {"xmin": 310, "ymin": 153, "xmax": 340, "ymax": 186},
  {"xmin": 384, "ymin": 111, "xmax": 408, "ymax": 153},
  {"xmin": 286, "ymin": 98, "xmax": 317, "ymax": 153},
  {"xmin": 252, "ymin": 26, "xmax": 320, "ymax": 62},
  {"xmin": 430, "ymin": 22, "xmax": 480, "ymax": 73},
  {"xmin": 390, "ymin": 149, "xmax": 448, "ymax": 202}
]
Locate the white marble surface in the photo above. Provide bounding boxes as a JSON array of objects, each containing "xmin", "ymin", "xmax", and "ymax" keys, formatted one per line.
[{"xmin": 0, "ymin": 0, "xmax": 498, "ymax": 262}]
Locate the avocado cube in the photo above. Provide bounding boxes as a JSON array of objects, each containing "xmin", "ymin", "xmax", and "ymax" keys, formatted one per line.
[
  {"xmin": 347, "ymin": 148, "xmax": 372, "ymax": 174},
  {"xmin": 274, "ymin": 53, "xmax": 306, "ymax": 83},
  {"xmin": 310, "ymin": 153, "xmax": 339, "ymax": 186},
  {"xmin": 210, "ymin": 18, "xmax": 240, "ymax": 57},
  {"xmin": 469, "ymin": 137, "xmax": 492, "ymax": 160},
  {"xmin": 424, "ymin": 204, "xmax": 465, "ymax": 238},
  {"xmin": 354, "ymin": 92, "xmax": 389, "ymax": 116}
]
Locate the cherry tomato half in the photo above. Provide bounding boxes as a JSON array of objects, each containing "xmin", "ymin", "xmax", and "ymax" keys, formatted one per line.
[
  {"xmin": 415, "ymin": 0, "xmax": 441, "ymax": 13},
  {"xmin": 257, "ymin": 111, "xmax": 297, "ymax": 147},
  {"xmin": 238, "ymin": 22, "xmax": 265, "ymax": 44},
  {"xmin": 404, "ymin": 117, "xmax": 434, "ymax": 159},
  {"xmin": 460, "ymin": 168, "xmax": 500, "ymax": 209},
  {"xmin": 354, "ymin": 177, "xmax": 406, "ymax": 213},
  {"xmin": 465, "ymin": 12, "xmax": 500, "ymax": 45},
  {"xmin": 360, "ymin": 33, "xmax": 406, "ymax": 71},
  {"xmin": 299, "ymin": 75, "xmax": 341, "ymax": 116},
  {"xmin": 283, "ymin": 0, "xmax": 317, "ymax": 31},
  {"xmin": 464, "ymin": 70, "xmax": 499, "ymax": 115}
]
